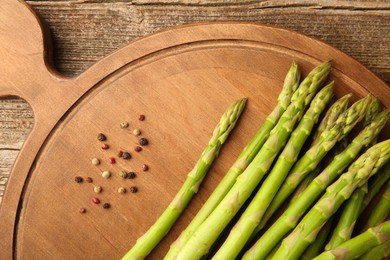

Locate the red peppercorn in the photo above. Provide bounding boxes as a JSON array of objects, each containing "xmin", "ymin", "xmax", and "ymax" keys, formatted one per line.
[
  {"xmin": 79, "ymin": 207, "xmax": 86, "ymax": 213},
  {"xmin": 118, "ymin": 150, "xmax": 124, "ymax": 157},
  {"xmin": 138, "ymin": 114, "xmax": 145, "ymax": 121},
  {"xmin": 85, "ymin": 177, "xmax": 93, "ymax": 183},
  {"xmin": 135, "ymin": 146, "xmax": 142, "ymax": 152},
  {"xmin": 108, "ymin": 157, "xmax": 116, "ymax": 164},
  {"xmin": 101, "ymin": 143, "xmax": 109, "ymax": 150},
  {"xmin": 142, "ymin": 164, "xmax": 149, "ymax": 171},
  {"xmin": 92, "ymin": 197, "xmax": 100, "ymax": 204}
]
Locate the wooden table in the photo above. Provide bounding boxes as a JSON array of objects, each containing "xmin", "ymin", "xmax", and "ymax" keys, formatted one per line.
[{"xmin": 0, "ymin": 0, "xmax": 389, "ymax": 205}]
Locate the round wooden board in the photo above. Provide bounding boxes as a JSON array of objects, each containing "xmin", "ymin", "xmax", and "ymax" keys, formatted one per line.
[{"xmin": 0, "ymin": 1, "xmax": 389, "ymax": 259}]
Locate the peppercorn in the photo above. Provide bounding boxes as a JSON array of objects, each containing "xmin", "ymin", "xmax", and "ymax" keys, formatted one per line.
[
  {"xmin": 134, "ymin": 146, "xmax": 142, "ymax": 152},
  {"xmin": 118, "ymin": 187, "xmax": 126, "ymax": 194},
  {"xmin": 120, "ymin": 121, "xmax": 129, "ymax": 128},
  {"xmin": 74, "ymin": 176, "xmax": 83, "ymax": 183},
  {"xmin": 102, "ymin": 203, "xmax": 110, "ymax": 209},
  {"xmin": 130, "ymin": 186, "xmax": 138, "ymax": 193},
  {"xmin": 97, "ymin": 133, "xmax": 106, "ymax": 141},
  {"xmin": 138, "ymin": 114, "xmax": 145, "ymax": 121},
  {"xmin": 92, "ymin": 197, "xmax": 100, "ymax": 204},
  {"xmin": 128, "ymin": 172, "xmax": 136, "ymax": 179},
  {"xmin": 79, "ymin": 207, "xmax": 86, "ymax": 214},
  {"xmin": 118, "ymin": 150, "xmax": 124, "ymax": 157},
  {"xmin": 94, "ymin": 185, "xmax": 102, "ymax": 194},
  {"xmin": 132, "ymin": 128, "xmax": 141, "ymax": 136},
  {"xmin": 108, "ymin": 157, "xmax": 116, "ymax": 164},
  {"xmin": 101, "ymin": 143, "xmax": 109, "ymax": 150},
  {"xmin": 102, "ymin": 170, "xmax": 111, "ymax": 179},
  {"xmin": 92, "ymin": 158, "xmax": 100, "ymax": 166},
  {"xmin": 142, "ymin": 164, "xmax": 149, "ymax": 171},
  {"xmin": 119, "ymin": 170, "xmax": 128, "ymax": 179},
  {"xmin": 85, "ymin": 177, "xmax": 93, "ymax": 183},
  {"xmin": 139, "ymin": 138, "xmax": 148, "ymax": 146},
  {"xmin": 122, "ymin": 152, "xmax": 131, "ymax": 159}
]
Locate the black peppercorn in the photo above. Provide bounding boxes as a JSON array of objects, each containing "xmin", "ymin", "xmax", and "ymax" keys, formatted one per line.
[
  {"xmin": 128, "ymin": 172, "xmax": 136, "ymax": 179},
  {"xmin": 122, "ymin": 152, "xmax": 131, "ymax": 159},
  {"xmin": 103, "ymin": 203, "xmax": 111, "ymax": 209},
  {"xmin": 75, "ymin": 176, "xmax": 83, "ymax": 183},
  {"xmin": 130, "ymin": 186, "xmax": 138, "ymax": 193},
  {"xmin": 139, "ymin": 138, "xmax": 148, "ymax": 146},
  {"xmin": 97, "ymin": 133, "xmax": 106, "ymax": 141}
]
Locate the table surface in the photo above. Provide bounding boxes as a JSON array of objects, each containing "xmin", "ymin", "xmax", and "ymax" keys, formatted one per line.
[{"xmin": 0, "ymin": 0, "xmax": 389, "ymax": 205}]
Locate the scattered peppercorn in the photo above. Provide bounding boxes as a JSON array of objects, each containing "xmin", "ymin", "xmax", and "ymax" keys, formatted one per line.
[
  {"xmin": 92, "ymin": 158, "xmax": 100, "ymax": 166},
  {"xmin": 142, "ymin": 164, "xmax": 149, "ymax": 171},
  {"xmin": 101, "ymin": 143, "xmax": 109, "ymax": 150},
  {"xmin": 75, "ymin": 176, "xmax": 84, "ymax": 183},
  {"xmin": 120, "ymin": 121, "xmax": 129, "ymax": 128},
  {"xmin": 79, "ymin": 207, "xmax": 86, "ymax": 214},
  {"xmin": 139, "ymin": 138, "xmax": 149, "ymax": 146},
  {"xmin": 108, "ymin": 157, "xmax": 116, "ymax": 164},
  {"xmin": 132, "ymin": 129, "xmax": 141, "ymax": 136},
  {"xmin": 92, "ymin": 197, "xmax": 100, "ymax": 204},
  {"xmin": 94, "ymin": 185, "xmax": 102, "ymax": 194},
  {"xmin": 103, "ymin": 203, "xmax": 111, "ymax": 209},
  {"xmin": 119, "ymin": 170, "xmax": 128, "ymax": 179},
  {"xmin": 102, "ymin": 170, "xmax": 111, "ymax": 179},
  {"xmin": 138, "ymin": 114, "xmax": 145, "ymax": 121},
  {"xmin": 122, "ymin": 152, "xmax": 131, "ymax": 159},
  {"xmin": 97, "ymin": 133, "xmax": 106, "ymax": 141},
  {"xmin": 118, "ymin": 187, "xmax": 126, "ymax": 194},
  {"xmin": 130, "ymin": 186, "xmax": 138, "ymax": 193},
  {"xmin": 118, "ymin": 150, "xmax": 124, "ymax": 157},
  {"xmin": 85, "ymin": 177, "xmax": 93, "ymax": 183},
  {"xmin": 128, "ymin": 172, "xmax": 136, "ymax": 179},
  {"xmin": 134, "ymin": 146, "xmax": 142, "ymax": 152}
]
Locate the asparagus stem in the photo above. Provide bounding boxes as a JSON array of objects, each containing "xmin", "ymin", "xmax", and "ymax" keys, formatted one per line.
[
  {"xmin": 212, "ymin": 83, "xmax": 334, "ymax": 260},
  {"xmin": 312, "ymin": 220, "xmax": 390, "ymax": 260},
  {"xmin": 164, "ymin": 61, "xmax": 301, "ymax": 260},
  {"xmin": 360, "ymin": 239, "xmax": 390, "ymax": 260},
  {"xmin": 243, "ymin": 109, "xmax": 389, "ymax": 260},
  {"xmin": 174, "ymin": 61, "xmax": 331, "ymax": 260},
  {"xmin": 361, "ymin": 162, "xmax": 390, "ymax": 213},
  {"xmin": 365, "ymin": 180, "xmax": 390, "ymax": 229},
  {"xmin": 271, "ymin": 140, "xmax": 390, "ymax": 260},
  {"xmin": 325, "ymin": 184, "xmax": 367, "ymax": 250},
  {"xmin": 121, "ymin": 98, "xmax": 247, "ymax": 260},
  {"xmin": 251, "ymin": 95, "xmax": 374, "ymax": 240},
  {"xmin": 302, "ymin": 217, "xmax": 335, "ymax": 259}
]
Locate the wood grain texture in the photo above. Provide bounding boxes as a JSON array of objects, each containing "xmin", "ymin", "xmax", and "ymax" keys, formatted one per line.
[{"xmin": 0, "ymin": 1, "xmax": 389, "ymax": 255}]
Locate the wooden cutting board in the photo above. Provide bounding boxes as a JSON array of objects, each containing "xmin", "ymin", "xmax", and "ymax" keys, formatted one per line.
[{"xmin": 1, "ymin": 0, "xmax": 389, "ymax": 259}]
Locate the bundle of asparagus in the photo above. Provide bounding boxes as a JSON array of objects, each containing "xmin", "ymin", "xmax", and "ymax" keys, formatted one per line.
[{"xmin": 122, "ymin": 60, "xmax": 390, "ymax": 260}]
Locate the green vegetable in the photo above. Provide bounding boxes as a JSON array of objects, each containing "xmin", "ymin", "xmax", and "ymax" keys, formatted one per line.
[
  {"xmin": 365, "ymin": 180, "xmax": 390, "ymax": 229},
  {"xmin": 212, "ymin": 83, "xmax": 334, "ymax": 260},
  {"xmin": 360, "ymin": 239, "xmax": 390, "ymax": 260},
  {"xmin": 174, "ymin": 61, "xmax": 331, "ymax": 260},
  {"xmin": 164, "ymin": 60, "xmax": 301, "ymax": 260},
  {"xmin": 122, "ymin": 98, "xmax": 247, "ymax": 260},
  {"xmin": 313, "ymin": 220, "xmax": 390, "ymax": 260},
  {"xmin": 243, "ymin": 99, "xmax": 386, "ymax": 260},
  {"xmin": 271, "ymin": 140, "xmax": 390, "ymax": 259}
]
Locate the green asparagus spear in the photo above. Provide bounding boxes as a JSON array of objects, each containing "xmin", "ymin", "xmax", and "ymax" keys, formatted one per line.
[
  {"xmin": 361, "ymin": 162, "xmax": 390, "ymax": 212},
  {"xmin": 164, "ymin": 61, "xmax": 301, "ymax": 260},
  {"xmin": 251, "ymin": 95, "xmax": 373, "ymax": 238},
  {"xmin": 175, "ymin": 61, "xmax": 331, "ymax": 260},
  {"xmin": 302, "ymin": 217, "xmax": 335, "ymax": 259},
  {"xmin": 325, "ymin": 99, "xmax": 384, "ymax": 249},
  {"xmin": 243, "ymin": 108, "xmax": 389, "ymax": 260},
  {"xmin": 122, "ymin": 98, "xmax": 247, "ymax": 260},
  {"xmin": 365, "ymin": 180, "xmax": 390, "ymax": 229},
  {"xmin": 271, "ymin": 140, "xmax": 390, "ymax": 260},
  {"xmin": 313, "ymin": 220, "xmax": 390, "ymax": 260},
  {"xmin": 212, "ymin": 83, "xmax": 334, "ymax": 260},
  {"xmin": 360, "ymin": 239, "xmax": 390, "ymax": 260}
]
